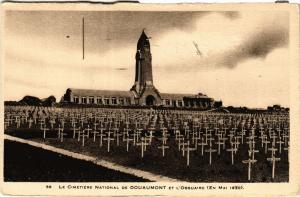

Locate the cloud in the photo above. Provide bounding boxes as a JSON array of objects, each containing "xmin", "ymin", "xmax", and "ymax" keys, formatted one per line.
[
  {"xmin": 5, "ymin": 11, "xmax": 239, "ymax": 57},
  {"xmin": 3, "ymin": 10, "xmax": 289, "ymax": 108},
  {"xmin": 156, "ymin": 48, "xmax": 289, "ymax": 108},
  {"xmin": 216, "ymin": 24, "xmax": 289, "ymax": 68},
  {"xmin": 152, "ymin": 11, "xmax": 289, "ymax": 72}
]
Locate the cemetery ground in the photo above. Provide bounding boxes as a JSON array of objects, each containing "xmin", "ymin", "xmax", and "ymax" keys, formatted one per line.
[
  {"xmin": 4, "ymin": 139, "xmax": 148, "ymax": 182},
  {"xmin": 5, "ymin": 119, "xmax": 289, "ymax": 183}
]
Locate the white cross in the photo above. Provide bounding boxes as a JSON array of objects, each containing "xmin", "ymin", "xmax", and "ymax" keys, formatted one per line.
[
  {"xmin": 98, "ymin": 129, "xmax": 106, "ymax": 147},
  {"xmin": 158, "ymin": 143, "xmax": 169, "ymax": 157},
  {"xmin": 282, "ymin": 134, "xmax": 289, "ymax": 146},
  {"xmin": 103, "ymin": 135, "xmax": 114, "ymax": 152},
  {"xmin": 91, "ymin": 129, "xmax": 99, "ymax": 142},
  {"xmin": 28, "ymin": 119, "xmax": 34, "ymax": 128},
  {"xmin": 123, "ymin": 136, "xmax": 133, "ymax": 152},
  {"xmin": 123, "ymin": 127, "xmax": 131, "ymax": 141},
  {"xmin": 60, "ymin": 129, "xmax": 67, "ymax": 142},
  {"xmin": 197, "ymin": 138, "xmax": 207, "ymax": 156},
  {"xmin": 239, "ymin": 128, "xmax": 246, "ymax": 144},
  {"xmin": 242, "ymin": 158, "xmax": 257, "ymax": 181},
  {"xmin": 231, "ymin": 137, "xmax": 241, "ymax": 154},
  {"xmin": 276, "ymin": 137, "xmax": 284, "ymax": 154},
  {"xmin": 16, "ymin": 119, "xmax": 21, "ymax": 128},
  {"xmin": 263, "ymin": 139, "xmax": 271, "ymax": 154},
  {"xmin": 132, "ymin": 131, "xmax": 137, "ymax": 145},
  {"xmin": 85, "ymin": 125, "xmax": 92, "ymax": 138},
  {"xmin": 80, "ymin": 129, "xmax": 89, "ymax": 146},
  {"xmin": 220, "ymin": 137, "xmax": 228, "ymax": 150},
  {"xmin": 270, "ymin": 135, "xmax": 277, "ymax": 147},
  {"xmin": 5, "ymin": 117, "xmax": 12, "ymax": 126},
  {"xmin": 56, "ymin": 125, "xmax": 64, "ymax": 139},
  {"xmin": 179, "ymin": 140, "xmax": 188, "ymax": 157},
  {"xmin": 176, "ymin": 136, "xmax": 185, "ymax": 151},
  {"xmin": 268, "ymin": 146, "xmax": 278, "ymax": 157},
  {"xmin": 115, "ymin": 131, "xmax": 123, "ymax": 146},
  {"xmin": 39, "ymin": 120, "xmax": 45, "ymax": 129},
  {"xmin": 158, "ymin": 136, "xmax": 168, "ymax": 145},
  {"xmin": 93, "ymin": 122, "xmax": 99, "ymax": 131},
  {"xmin": 260, "ymin": 135, "xmax": 267, "ymax": 148},
  {"xmin": 72, "ymin": 126, "xmax": 80, "ymax": 139},
  {"xmin": 71, "ymin": 119, "xmax": 77, "ymax": 128},
  {"xmin": 215, "ymin": 138, "xmax": 225, "ymax": 155},
  {"xmin": 193, "ymin": 136, "xmax": 201, "ymax": 149},
  {"xmin": 182, "ymin": 141, "xmax": 196, "ymax": 166},
  {"xmin": 267, "ymin": 155, "xmax": 281, "ymax": 179},
  {"xmin": 136, "ymin": 137, "xmax": 149, "ymax": 158},
  {"xmin": 226, "ymin": 145, "xmax": 237, "ymax": 165},
  {"xmin": 205, "ymin": 147, "xmax": 217, "ymax": 165},
  {"xmin": 42, "ymin": 126, "xmax": 50, "ymax": 139},
  {"xmin": 248, "ymin": 145, "xmax": 259, "ymax": 160}
]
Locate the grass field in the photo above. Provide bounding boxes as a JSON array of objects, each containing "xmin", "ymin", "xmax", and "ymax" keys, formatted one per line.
[
  {"xmin": 5, "ymin": 127, "xmax": 289, "ymax": 182},
  {"xmin": 4, "ymin": 139, "xmax": 149, "ymax": 182}
]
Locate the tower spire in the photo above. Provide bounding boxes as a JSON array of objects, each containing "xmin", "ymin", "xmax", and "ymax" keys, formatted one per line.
[
  {"xmin": 131, "ymin": 30, "xmax": 154, "ymax": 96},
  {"xmin": 130, "ymin": 30, "xmax": 161, "ymax": 106},
  {"xmin": 137, "ymin": 30, "xmax": 150, "ymax": 50}
]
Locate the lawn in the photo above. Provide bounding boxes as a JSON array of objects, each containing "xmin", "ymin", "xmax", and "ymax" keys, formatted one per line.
[{"xmin": 5, "ymin": 126, "xmax": 289, "ymax": 182}]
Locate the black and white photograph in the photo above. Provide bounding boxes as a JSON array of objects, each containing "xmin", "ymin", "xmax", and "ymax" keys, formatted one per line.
[{"xmin": 1, "ymin": 3, "xmax": 300, "ymax": 196}]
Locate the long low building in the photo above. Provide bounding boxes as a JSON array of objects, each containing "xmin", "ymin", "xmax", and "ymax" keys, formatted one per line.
[{"xmin": 62, "ymin": 31, "xmax": 222, "ymax": 109}]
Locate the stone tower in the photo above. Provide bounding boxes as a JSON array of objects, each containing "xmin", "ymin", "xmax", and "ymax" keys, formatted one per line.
[{"xmin": 131, "ymin": 30, "xmax": 161, "ymax": 106}]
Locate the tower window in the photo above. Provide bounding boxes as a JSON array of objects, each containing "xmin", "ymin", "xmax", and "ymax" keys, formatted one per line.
[
  {"xmin": 112, "ymin": 97, "xmax": 117, "ymax": 105},
  {"xmin": 88, "ymin": 97, "xmax": 94, "ymax": 104},
  {"xmin": 165, "ymin": 99, "xmax": 170, "ymax": 106},
  {"xmin": 172, "ymin": 100, "xmax": 177, "ymax": 107},
  {"xmin": 104, "ymin": 98, "xmax": 109, "ymax": 105},
  {"xmin": 82, "ymin": 97, "xmax": 87, "ymax": 104},
  {"xmin": 73, "ymin": 97, "xmax": 79, "ymax": 104},
  {"xmin": 97, "ymin": 97, "xmax": 102, "ymax": 104},
  {"xmin": 119, "ymin": 97, "xmax": 124, "ymax": 105},
  {"xmin": 125, "ymin": 98, "xmax": 131, "ymax": 105}
]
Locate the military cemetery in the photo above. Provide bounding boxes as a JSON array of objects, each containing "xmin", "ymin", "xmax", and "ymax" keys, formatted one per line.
[
  {"xmin": 3, "ymin": 11, "xmax": 290, "ymax": 183},
  {"xmin": 4, "ymin": 104, "xmax": 289, "ymax": 182}
]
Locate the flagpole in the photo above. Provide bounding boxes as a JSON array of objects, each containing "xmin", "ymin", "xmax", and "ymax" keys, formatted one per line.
[{"xmin": 82, "ymin": 17, "xmax": 85, "ymax": 60}]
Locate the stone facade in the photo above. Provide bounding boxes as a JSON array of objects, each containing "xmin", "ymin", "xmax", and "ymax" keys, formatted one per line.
[{"xmin": 62, "ymin": 31, "xmax": 222, "ymax": 109}]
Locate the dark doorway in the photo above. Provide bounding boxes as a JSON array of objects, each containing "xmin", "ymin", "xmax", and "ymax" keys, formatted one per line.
[{"xmin": 145, "ymin": 95, "xmax": 155, "ymax": 106}]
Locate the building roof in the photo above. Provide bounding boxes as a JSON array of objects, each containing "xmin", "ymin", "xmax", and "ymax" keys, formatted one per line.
[
  {"xmin": 160, "ymin": 93, "xmax": 194, "ymax": 100},
  {"xmin": 68, "ymin": 88, "xmax": 212, "ymax": 100},
  {"xmin": 160, "ymin": 92, "xmax": 211, "ymax": 100},
  {"xmin": 69, "ymin": 88, "xmax": 133, "ymax": 98}
]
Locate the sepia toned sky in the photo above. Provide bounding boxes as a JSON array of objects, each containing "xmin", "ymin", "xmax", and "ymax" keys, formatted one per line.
[{"xmin": 3, "ymin": 10, "xmax": 289, "ymax": 108}]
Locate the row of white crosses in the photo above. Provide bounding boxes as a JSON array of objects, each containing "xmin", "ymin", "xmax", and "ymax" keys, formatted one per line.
[
  {"xmin": 241, "ymin": 123, "xmax": 289, "ymax": 181},
  {"xmin": 267, "ymin": 146, "xmax": 281, "ymax": 179},
  {"xmin": 242, "ymin": 132, "xmax": 258, "ymax": 181},
  {"xmin": 4, "ymin": 106, "xmax": 290, "ymax": 181},
  {"xmin": 4, "ymin": 106, "xmax": 290, "ymax": 139},
  {"xmin": 55, "ymin": 108, "xmax": 286, "ymax": 167},
  {"xmin": 157, "ymin": 127, "xmax": 170, "ymax": 157}
]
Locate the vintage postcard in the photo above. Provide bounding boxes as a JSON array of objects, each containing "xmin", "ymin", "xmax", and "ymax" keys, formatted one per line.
[{"xmin": 1, "ymin": 2, "xmax": 300, "ymax": 196}]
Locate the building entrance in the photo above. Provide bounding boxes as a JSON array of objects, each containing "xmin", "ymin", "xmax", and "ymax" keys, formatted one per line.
[{"xmin": 146, "ymin": 95, "xmax": 155, "ymax": 106}]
